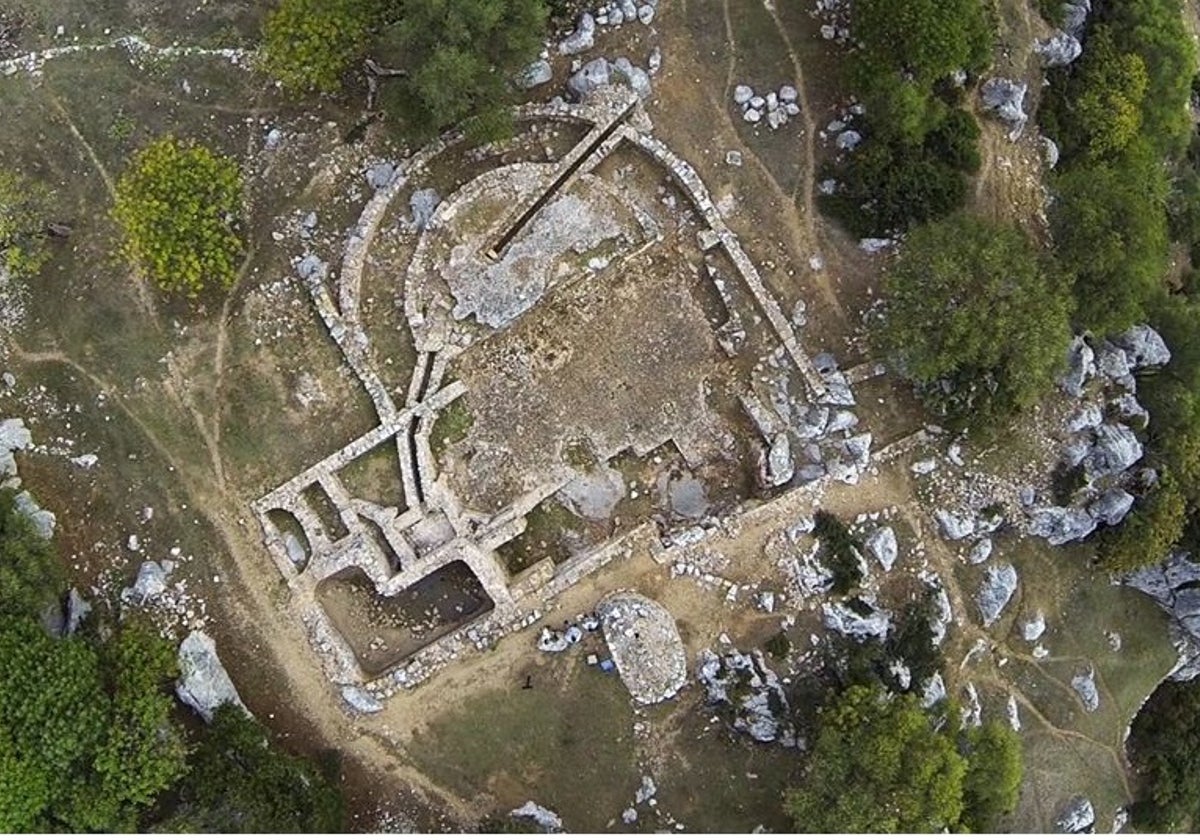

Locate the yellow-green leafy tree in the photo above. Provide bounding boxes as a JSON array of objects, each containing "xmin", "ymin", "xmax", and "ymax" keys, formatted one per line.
[{"xmin": 113, "ymin": 136, "xmax": 243, "ymax": 297}]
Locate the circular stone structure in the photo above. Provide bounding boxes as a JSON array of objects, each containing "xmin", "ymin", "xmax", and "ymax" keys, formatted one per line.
[{"xmin": 598, "ymin": 591, "xmax": 687, "ymax": 704}]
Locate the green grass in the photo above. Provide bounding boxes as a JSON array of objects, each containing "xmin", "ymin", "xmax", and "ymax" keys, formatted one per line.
[
  {"xmin": 429, "ymin": 399, "xmax": 473, "ymax": 459},
  {"xmin": 496, "ymin": 498, "xmax": 584, "ymax": 574},
  {"xmin": 408, "ymin": 656, "xmax": 638, "ymax": 831}
]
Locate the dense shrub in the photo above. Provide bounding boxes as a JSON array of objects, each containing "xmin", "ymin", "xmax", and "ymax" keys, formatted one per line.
[
  {"xmin": 960, "ymin": 722, "xmax": 1024, "ymax": 831},
  {"xmin": 113, "ymin": 137, "xmax": 244, "ymax": 297},
  {"xmin": 0, "ymin": 487, "xmax": 62, "ymax": 619},
  {"xmin": 849, "ymin": 0, "xmax": 992, "ymax": 92},
  {"xmin": 260, "ymin": 0, "xmax": 381, "ymax": 93},
  {"xmin": 0, "ymin": 170, "xmax": 52, "ymax": 280}
]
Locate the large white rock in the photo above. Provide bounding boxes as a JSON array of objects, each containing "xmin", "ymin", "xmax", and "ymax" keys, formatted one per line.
[
  {"xmin": 176, "ymin": 631, "xmax": 247, "ymax": 723},
  {"xmin": 864, "ymin": 526, "xmax": 897, "ymax": 571}
]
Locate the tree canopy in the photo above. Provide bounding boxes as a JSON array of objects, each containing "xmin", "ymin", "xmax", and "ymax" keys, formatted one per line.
[
  {"xmin": 0, "ymin": 170, "xmax": 52, "ymax": 280},
  {"xmin": 1128, "ymin": 678, "xmax": 1200, "ymax": 830},
  {"xmin": 375, "ymin": 0, "xmax": 548, "ymax": 139},
  {"xmin": 850, "ymin": 0, "xmax": 992, "ymax": 91},
  {"xmin": 113, "ymin": 136, "xmax": 244, "ymax": 297},
  {"xmin": 784, "ymin": 685, "xmax": 967, "ymax": 832},
  {"xmin": 876, "ymin": 214, "xmax": 1073, "ymax": 426},
  {"xmin": 260, "ymin": 0, "xmax": 381, "ymax": 93}
]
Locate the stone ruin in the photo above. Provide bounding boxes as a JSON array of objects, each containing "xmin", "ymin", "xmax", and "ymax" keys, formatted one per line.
[{"xmin": 249, "ymin": 85, "xmax": 873, "ymax": 709}]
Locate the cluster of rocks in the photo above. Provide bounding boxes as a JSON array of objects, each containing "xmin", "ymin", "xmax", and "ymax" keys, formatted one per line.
[
  {"xmin": 811, "ymin": 0, "xmax": 851, "ymax": 44},
  {"xmin": 536, "ymin": 611, "xmax": 601, "ymax": 652},
  {"xmin": 567, "ymin": 54, "xmax": 654, "ymax": 101},
  {"xmin": 175, "ymin": 630, "xmax": 246, "ymax": 723},
  {"xmin": 558, "ymin": 0, "xmax": 658, "ymax": 56},
  {"xmin": 118, "ymin": 556, "xmax": 210, "ymax": 633},
  {"xmin": 599, "ymin": 593, "xmax": 687, "ymax": 704},
  {"xmin": 0, "ymin": 417, "xmax": 55, "ymax": 540},
  {"xmin": 822, "ymin": 595, "xmax": 892, "ymax": 640},
  {"xmin": 697, "ymin": 647, "xmax": 797, "ymax": 745},
  {"xmin": 818, "ymin": 102, "xmax": 865, "ymax": 152},
  {"xmin": 1027, "ymin": 326, "xmax": 1167, "ymax": 545},
  {"xmin": 743, "ymin": 351, "xmax": 872, "ymax": 490},
  {"xmin": 1056, "ymin": 796, "xmax": 1096, "ymax": 834},
  {"xmin": 1126, "ymin": 552, "xmax": 1200, "ymax": 680},
  {"xmin": 732, "ymin": 83, "xmax": 800, "ymax": 130}
]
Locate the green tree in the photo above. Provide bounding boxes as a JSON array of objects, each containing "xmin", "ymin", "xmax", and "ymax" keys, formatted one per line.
[
  {"xmin": 0, "ymin": 618, "xmax": 187, "ymax": 832},
  {"xmin": 164, "ymin": 705, "xmax": 344, "ymax": 832},
  {"xmin": 1128, "ymin": 678, "xmax": 1200, "ymax": 831},
  {"xmin": 961, "ymin": 722, "xmax": 1023, "ymax": 831},
  {"xmin": 784, "ymin": 685, "xmax": 967, "ymax": 832},
  {"xmin": 113, "ymin": 136, "xmax": 244, "ymax": 297},
  {"xmin": 876, "ymin": 214, "xmax": 1073, "ymax": 426},
  {"xmin": 260, "ymin": 0, "xmax": 382, "ymax": 93},
  {"xmin": 850, "ymin": 0, "xmax": 992, "ymax": 91},
  {"xmin": 0, "ymin": 170, "xmax": 52, "ymax": 280},
  {"xmin": 0, "ymin": 486, "xmax": 63, "ymax": 619},
  {"xmin": 375, "ymin": 0, "xmax": 547, "ymax": 139}
]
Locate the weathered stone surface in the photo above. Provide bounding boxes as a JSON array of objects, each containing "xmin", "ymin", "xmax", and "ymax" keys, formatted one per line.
[
  {"xmin": 125, "ymin": 560, "xmax": 167, "ymax": 602},
  {"xmin": 341, "ymin": 684, "xmax": 383, "ymax": 714},
  {"xmin": 733, "ymin": 84, "xmax": 753, "ymax": 105},
  {"xmin": 697, "ymin": 648, "xmax": 796, "ymax": 745},
  {"xmin": 0, "ymin": 418, "xmax": 31, "ymax": 475},
  {"xmin": 176, "ymin": 630, "xmax": 247, "ymax": 723},
  {"xmin": 835, "ymin": 130, "xmax": 862, "ymax": 150},
  {"xmin": 599, "ymin": 592, "xmax": 687, "ymax": 704},
  {"xmin": 1041, "ymin": 135, "xmax": 1060, "ymax": 169},
  {"xmin": 1036, "ymin": 31, "xmax": 1082, "ymax": 66},
  {"xmin": 865, "ymin": 526, "xmax": 897, "ymax": 572},
  {"xmin": 65, "ymin": 588, "xmax": 91, "ymax": 635},
  {"xmin": 518, "ymin": 58, "xmax": 553, "ymax": 89},
  {"xmin": 409, "ymin": 188, "xmax": 441, "ymax": 232},
  {"xmin": 1022, "ymin": 611, "xmax": 1046, "ymax": 642},
  {"xmin": 1115, "ymin": 324, "xmax": 1171, "ymax": 369},
  {"xmin": 935, "ymin": 509, "xmax": 975, "ymax": 541},
  {"xmin": 1059, "ymin": 336, "xmax": 1095, "ymax": 397},
  {"xmin": 511, "ymin": 801, "xmax": 564, "ymax": 831},
  {"xmin": 559, "ymin": 13, "xmax": 595, "ymax": 55},
  {"xmin": 1062, "ymin": 0, "xmax": 1091, "ymax": 38},
  {"xmin": 13, "ymin": 490, "xmax": 54, "ymax": 540},
  {"xmin": 1028, "ymin": 506, "xmax": 1097, "ymax": 545},
  {"xmin": 976, "ymin": 563, "xmax": 1018, "ymax": 627},
  {"xmin": 1056, "ymin": 796, "xmax": 1095, "ymax": 833},
  {"xmin": 1071, "ymin": 667, "xmax": 1100, "ymax": 712},
  {"xmin": 980, "ymin": 78, "xmax": 1028, "ymax": 137},
  {"xmin": 1082, "ymin": 423, "xmax": 1142, "ymax": 481},
  {"xmin": 567, "ymin": 57, "xmax": 610, "ymax": 100},
  {"xmin": 365, "ymin": 161, "xmax": 396, "ymax": 190},
  {"xmin": 968, "ymin": 537, "xmax": 993, "ymax": 565},
  {"xmin": 765, "ymin": 434, "xmax": 794, "ymax": 487},
  {"xmin": 558, "ymin": 465, "xmax": 626, "ymax": 520},
  {"xmin": 611, "ymin": 57, "xmax": 651, "ymax": 99},
  {"xmin": 822, "ymin": 598, "xmax": 891, "ymax": 640},
  {"xmin": 1087, "ymin": 487, "xmax": 1135, "ymax": 527}
]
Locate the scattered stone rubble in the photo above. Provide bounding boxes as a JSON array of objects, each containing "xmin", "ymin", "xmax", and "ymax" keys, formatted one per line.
[
  {"xmin": 732, "ymin": 83, "xmax": 800, "ymax": 130},
  {"xmin": 599, "ymin": 592, "xmax": 687, "ymax": 704},
  {"xmin": 697, "ymin": 647, "xmax": 797, "ymax": 746},
  {"xmin": 175, "ymin": 630, "xmax": 247, "ymax": 723}
]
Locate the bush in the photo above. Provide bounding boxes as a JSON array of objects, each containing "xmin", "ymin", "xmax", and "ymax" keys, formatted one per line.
[
  {"xmin": 813, "ymin": 511, "xmax": 863, "ymax": 595},
  {"xmin": 849, "ymin": 0, "xmax": 992, "ymax": 92},
  {"xmin": 876, "ymin": 214, "xmax": 1074, "ymax": 427},
  {"xmin": 260, "ymin": 0, "xmax": 381, "ymax": 93},
  {"xmin": 161, "ymin": 705, "xmax": 344, "ymax": 832},
  {"xmin": 113, "ymin": 137, "xmax": 244, "ymax": 297},
  {"xmin": 1098, "ymin": 476, "xmax": 1187, "ymax": 572},
  {"xmin": 0, "ymin": 169, "xmax": 52, "ymax": 280},
  {"xmin": 0, "ymin": 487, "xmax": 62, "ymax": 619}
]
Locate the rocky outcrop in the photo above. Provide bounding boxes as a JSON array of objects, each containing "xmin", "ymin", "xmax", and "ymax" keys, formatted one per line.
[
  {"xmin": 176, "ymin": 630, "xmax": 247, "ymax": 723},
  {"xmin": 1056, "ymin": 796, "xmax": 1096, "ymax": 833},
  {"xmin": 697, "ymin": 647, "xmax": 797, "ymax": 745},
  {"xmin": 864, "ymin": 526, "xmax": 897, "ymax": 572},
  {"xmin": 1125, "ymin": 552, "xmax": 1200, "ymax": 680},
  {"xmin": 980, "ymin": 78, "xmax": 1028, "ymax": 138},
  {"xmin": 510, "ymin": 801, "xmax": 564, "ymax": 832},
  {"xmin": 976, "ymin": 563, "xmax": 1018, "ymax": 627},
  {"xmin": 558, "ymin": 13, "xmax": 595, "ymax": 55},
  {"xmin": 822, "ymin": 597, "xmax": 891, "ymax": 640},
  {"xmin": 1036, "ymin": 32, "xmax": 1082, "ymax": 67},
  {"xmin": 517, "ymin": 59, "xmax": 553, "ymax": 90}
]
